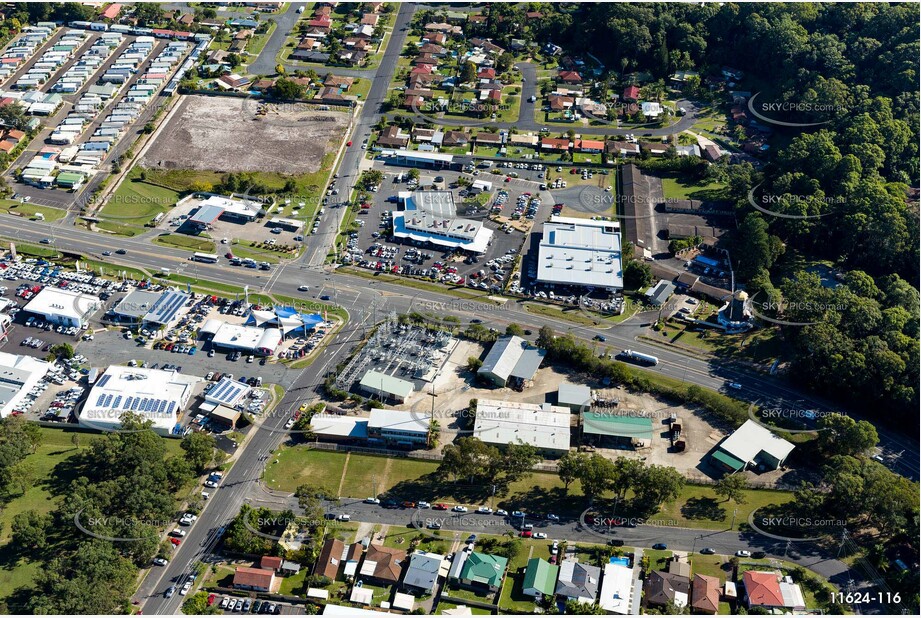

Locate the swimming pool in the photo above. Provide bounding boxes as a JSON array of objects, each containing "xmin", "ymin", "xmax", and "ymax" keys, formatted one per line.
[{"xmin": 609, "ymin": 556, "xmax": 630, "ymax": 567}]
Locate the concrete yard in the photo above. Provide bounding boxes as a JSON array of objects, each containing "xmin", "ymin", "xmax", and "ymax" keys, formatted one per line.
[{"xmin": 141, "ymin": 95, "xmax": 349, "ymax": 175}]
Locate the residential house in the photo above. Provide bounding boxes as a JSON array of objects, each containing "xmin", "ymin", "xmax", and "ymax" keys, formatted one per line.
[
  {"xmin": 526, "ymin": 10, "xmax": 544, "ymax": 19},
  {"xmin": 419, "ymin": 43, "xmax": 447, "ymax": 57},
  {"xmin": 377, "ymin": 125, "xmax": 410, "ymax": 149},
  {"xmin": 360, "ymin": 13, "xmax": 379, "ymax": 26},
  {"xmin": 742, "ymin": 571, "xmax": 806, "ymax": 612},
  {"xmin": 402, "ymin": 95, "xmax": 424, "ymax": 111},
  {"xmin": 5, "ymin": 129, "xmax": 25, "ymax": 144},
  {"xmin": 574, "ymin": 139, "xmax": 605, "ymax": 153},
  {"xmin": 474, "ymin": 132, "xmax": 503, "ymax": 147},
  {"xmin": 691, "ymin": 574, "xmax": 721, "ymax": 615},
  {"xmin": 477, "ymin": 67, "xmax": 496, "ymax": 80},
  {"xmin": 644, "ymin": 571, "xmax": 690, "ymax": 610},
  {"xmin": 410, "ymin": 64, "xmax": 435, "ymax": 76},
  {"xmin": 260, "ymin": 556, "xmax": 283, "ymax": 572},
  {"xmin": 555, "ymin": 560, "xmax": 600, "ymax": 605},
  {"xmin": 318, "ymin": 86, "xmax": 350, "ymax": 101},
  {"xmin": 402, "ymin": 551, "xmax": 446, "ymax": 594},
  {"xmin": 405, "ymin": 88, "xmax": 433, "ymax": 99},
  {"xmin": 421, "ymin": 32, "xmax": 448, "ymax": 45},
  {"xmin": 450, "ymin": 551, "xmax": 508, "ymax": 593},
  {"xmin": 549, "ymin": 94, "xmax": 575, "ymax": 112},
  {"xmin": 306, "ymin": 18, "xmax": 332, "ymax": 33},
  {"xmin": 412, "ymin": 127, "xmax": 437, "ymax": 143},
  {"xmin": 676, "ymin": 144, "xmax": 701, "ymax": 157},
  {"xmin": 359, "ymin": 544, "xmax": 407, "ymax": 586},
  {"xmin": 641, "ymin": 101, "xmax": 663, "ymax": 118},
  {"xmin": 314, "ymin": 538, "xmax": 345, "ymax": 580},
  {"xmin": 354, "ymin": 24, "xmax": 375, "ymax": 39},
  {"xmin": 342, "ymin": 543, "xmax": 364, "ymax": 580},
  {"xmin": 324, "ymin": 75, "xmax": 354, "ymax": 90},
  {"xmin": 468, "ymin": 14, "xmax": 487, "ymax": 25},
  {"xmin": 522, "ymin": 558, "xmax": 558, "ymax": 598},
  {"xmin": 234, "ymin": 29, "xmax": 253, "ymax": 41},
  {"xmin": 509, "ymin": 133, "xmax": 539, "ymax": 147},
  {"xmin": 408, "ymin": 73, "xmax": 437, "ymax": 89},
  {"xmin": 606, "ymin": 141, "xmax": 640, "ymax": 157},
  {"xmin": 338, "ymin": 49, "xmax": 367, "ymax": 66},
  {"xmin": 622, "ymin": 85, "xmax": 640, "ymax": 103},
  {"xmin": 703, "ymin": 144, "xmax": 722, "ymax": 162},
  {"xmin": 442, "ymin": 130, "xmax": 470, "ymax": 147},
  {"xmin": 233, "ymin": 566, "xmax": 279, "ymax": 593},
  {"xmin": 0, "ymin": 141, "xmax": 14, "ymax": 154},
  {"xmin": 177, "ymin": 13, "xmax": 194, "ymax": 27},
  {"xmin": 558, "ymin": 70, "xmax": 582, "ymax": 85},
  {"xmin": 469, "ymin": 38, "xmax": 505, "ymax": 55},
  {"xmin": 413, "ymin": 53, "xmax": 439, "ymax": 67},
  {"xmin": 639, "ymin": 142, "xmax": 669, "ymax": 156},
  {"xmin": 343, "ymin": 37, "xmax": 371, "ymax": 52},
  {"xmin": 541, "ymin": 137, "xmax": 572, "ymax": 152},
  {"xmin": 292, "ymin": 49, "xmax": 330, "ymax": 63}
]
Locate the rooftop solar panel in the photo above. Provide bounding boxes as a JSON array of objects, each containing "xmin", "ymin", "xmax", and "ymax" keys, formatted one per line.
[
  {"xmin": 96, "ymin": 394, "xmax": 106, "ymax": 406},
  {"xmin": 167, "ymin": 401, "xmax": 176, "ymax": 415},
  {"xmin": 97, "ymin": 374, "xmax": 111, "ymax": 388},
  {"xmin": 113, "ymin": 395, "xmax": 122, "ymax": 409}
]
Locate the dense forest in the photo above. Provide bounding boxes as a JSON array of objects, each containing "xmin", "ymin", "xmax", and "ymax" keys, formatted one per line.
[{"xmin": 464, "ymin": 2, "xmax": 920, "ymax": 425}]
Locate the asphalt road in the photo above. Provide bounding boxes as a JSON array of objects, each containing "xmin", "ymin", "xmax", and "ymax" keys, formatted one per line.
[{"xmin": 246, "ymin": 2, "xmax": 309, "ymax": 77}]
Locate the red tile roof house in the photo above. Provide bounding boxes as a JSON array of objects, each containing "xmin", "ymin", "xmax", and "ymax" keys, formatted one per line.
[
  {"xmin": 623, "ymin": 85, "xmax": 641, "ymax": 102},
  {"xmin": 260, "ymin": 556, "xmax": 283, "ymax": 571},
  {"xmin": 541, "ymin": 137, "xmax": 572, "ymax": 152},
  {"xmin": 410, "ymin": 64, "xmax": 434, "ymax": 76},
  {"xmin": 419, "ymin": 43, "xmax": 447, "ymax": 56},
  {"xmin": 5, "ymin": 129, "xmax": 25, "ymax": 144},
  {"xmin": 606, "ymin": 141, "xmax": 640, "ymax": 157},
  {"xmin": 574, "ymin": 139, "xmax": 605, "ymax": 153},
  {"xmin": 325, "ymin": 75, "xmax": 354, "ymax": 90},
  {"xmin": 402, "ymin": 95, "xmax": 425, "ymax": 111},
  {"xmin": 477, "ymin": 67, "xmax": 497, "ymax": 80},
  {"xmin": 361, "ymin": 13, "xmax": 379, "ymax": 26},
  {"xmin": 233, "ymin": 566, "xmax": 279, "ymax": 593},
  {"xmin": 442, "ymin": 131, "xmax": 471, "ymax": 147},
  {"xmin": 549, "ymin": 95, "xmax": 575, "ymax": 112},
  {"xmin": 413, "ymin": 54, "xmax": 439, "ymax": 67},
  {"xmin": 558, "ymin": 70, "xmax": 582, "ymax": 85},
  {"xmin": 422, "ymin": 32, "xmax": 448, "ymax": 45},
  {"xmin": 475, "ymin": 132, "xmax": 503, "ymax": 146},
  {"xmin": 742, "ymin": 571, "xmax": 805, "ymax": 611},
  {"xmin": 0, "ymin": 141, "xmax": 15, "ymax": 154},
  {"xmin": 307, "ymin": 18, "xmax": 332, "ymax": 33},
  {"xmin": 691, "ymin": 574, "xmax": 721, "ymax": 615}
]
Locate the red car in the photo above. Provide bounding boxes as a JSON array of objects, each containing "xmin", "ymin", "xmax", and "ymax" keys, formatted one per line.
[
  {"xmin": 520, "ymin": 530, "xmax": 533, "ymax": 538},
  {"xmin": 170, "ymin": 537, "xmax": 181, "ymax": 546},
  {"xmin": 433, "ymin": 503, "xmax": 449, "ymax": 511},
  {"xmin": 347, "ymin": 140, "xmax": 353, "ymax": 147},
  {"xmin": 207, "ymin": 594, "xmax": 216, "ymax": 606},
  {"xmin": 225, "ymin": 252, "xmax": 234, "ymax": 259}
]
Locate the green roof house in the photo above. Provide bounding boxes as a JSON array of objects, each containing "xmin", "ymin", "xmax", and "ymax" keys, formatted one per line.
[
  {"xmin": 523, "ymin": 557, "xmax": 559, "ymax": 597},
  {"xmin": 450, "ymin": 551, "xmax": 508, "ymax": 593}
]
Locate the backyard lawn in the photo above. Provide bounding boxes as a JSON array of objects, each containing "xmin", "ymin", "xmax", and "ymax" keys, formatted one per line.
[{"xmin": 660, "ymin": 173, "xmax": 727, "ymax": 201}]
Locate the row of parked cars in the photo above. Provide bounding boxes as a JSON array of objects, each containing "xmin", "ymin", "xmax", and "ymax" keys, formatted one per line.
[
  {"xmin": 218, "ymin": 597, "xmax": 282, "ymax": 614},
  {"xmin": 3, "ymin": 259, "xmax": 127, "ymax": 298}
]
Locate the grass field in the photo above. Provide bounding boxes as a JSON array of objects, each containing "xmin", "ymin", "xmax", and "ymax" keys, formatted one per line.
[
  {"xmin": 660, "ymin": 173, "xmax": 727, "ymax": 201},
  {"xmin": 648, "ymin": 484, "xmax": 794, "ymax": 531},
  {"xmin": 230, "ymin": 241, "xmax": 284, "ymax": 264},
  {"xmin": 101, "ymin": 167, "xmax": 181, "ymax": 226},
  {"xmin": 152, "ymin": 233, "xmax": 216, "ymax": 253}
]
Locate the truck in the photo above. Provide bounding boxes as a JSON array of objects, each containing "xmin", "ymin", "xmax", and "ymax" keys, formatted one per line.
[{"xmin": 616, "ymin": 349, "xmax": 659, "ymax": 366}]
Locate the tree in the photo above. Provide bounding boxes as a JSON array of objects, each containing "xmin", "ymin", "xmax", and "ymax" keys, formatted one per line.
[
  {"xmin": 714, "ymin": 474, "xmax": 749, "ymax": 505},
  {"xmin": 557, "ymin": 451, "xmax": 586, "ymax": 492},
  {"xmin": 460, "ymin": 61, "xmax": 477, "ymax": 84},
  {"xmin": 565, "ymin": 599, "xmax": 606, "ymax": 614},
  {"xmin": 466, "ymin": 356, "xmax": 483, "ymax": 371},
  {"xmin": 816, "ymin": 414, "xmax": 879, "ymax": 457},
  {"xmin": 295, "ymin": 484, "xmax": 326, "ymax": 526},
  {"xmin": 11, "ymin": 510, "xmax": 51, "ymax": 550},
  {"xmin": 495, "ymin": 52, "xmax": 514, "ymax": 74},
  {"xmin": 577, "ymin": 454, "xmax": 616, "ymax": 499},
  {"xmin": 49, "ymin": 342, "xmax": 74, "ymax": 359},
  {"xmin": 504, "ymin": 323, "xmax": 524, "ymax": 337},
  {"xmin": 269, "ymin": 77, "xmax": 305, "ymax": 100},
  {"xmin": 631, "ymin": 465, "xmax": 685, "ymax": 514},
  {"xmin": 439, "ymin": 437, "xmax": 496, "ymax": 484},
  {"xmin": 624, "ymin": 260, "xmax": 653, "ymax": 290},
  {"xmin": 182, "ymin": 591, "xmax": 221, "ymax": 615},
  {"xmin": 181, "ymin": 432, "xmax": 217, "ymax": 473},
  {"xmin": 408, "ymin": 168, "xmax": 420, "ymax": 182}
]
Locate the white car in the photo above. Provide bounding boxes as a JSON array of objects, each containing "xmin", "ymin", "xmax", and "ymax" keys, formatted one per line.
[
  {"xmin": 338, "ymin": 514, "xmax": 351, "ymax": 521},
  {"xmin": 179, "ymin": 513, "xmax": 198, "ymax": 525},
  {"xmin": 452, "ymin": 505, "xmax": 468, "ymax": 513},
  {"xmin": 735, "ymin": 550, "xmax": 752, "ymax": 557},
  {"xmin": 180, "ymin": 582, "xmax": 192, "ymax": 595},
  {"xmin": 364, "ymin": 497, "xmax": 380, "ymax": 504},
  {"xmin": 496, "ymin": 509, "xmax": 508, "ymax": 517},
  {"xmin": 298, "ymin": 285, "xmax": 310, "ymax": 291},
  {"xmin": 153, "ymin": 557, "xmax": 168, "ymax": 566},
  {"xmin": 533, "ymin": 532, "xmax": 548, "ymax": 539},
  {"xmin": 475, "ymin": 506, "xmax": 493, "ymax": 515},
  {"xmin": 417, "ymin": 501, "xmax": 431, "ymax": 509},
  {"xmin": 204, "ymin": 480, "xmax": 219, "ymax": 488},
  {"xmin": 169, "ymin": 528, "xmax": 186, "ymax": 537}
]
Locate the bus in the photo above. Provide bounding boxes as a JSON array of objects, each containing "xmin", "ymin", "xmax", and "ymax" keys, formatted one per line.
[{"xmin": 192, "ymin": 252, "xmax": 219, "ymax": 263}]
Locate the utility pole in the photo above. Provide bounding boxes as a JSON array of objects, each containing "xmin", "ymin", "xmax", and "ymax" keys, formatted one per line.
[
  {"xmin": 730, "ymin": 508, "xmax": 738, "ymax": 530},
  {"xmin": 837, "ymin": 528, "xmax": 848, "ymax": 558}
]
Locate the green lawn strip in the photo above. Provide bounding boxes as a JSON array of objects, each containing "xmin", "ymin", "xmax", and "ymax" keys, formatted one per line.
[
  {"xmin": 644, "ymin": 549, "xmax": 673, "ymax": 571},
  {"xmin": 245, "ymin": 21, "xmax": 276, "ymax": 57},
  {"xmin": 523, "ymin": 301, "xmax": 605, "ymax": 327},
  {"xmin": 277, "ymin": 566, "xmax": 308, "ymax": 596},
  {"xmin": 81, "ymin": 259, "xmax": 150, "ymax": 281},
  {"xmin": 0, "ymin": 240, "xmax": 61, "ymax": 259},
  {"xmin": 94, "ymin": 219, "xmax": 147, "ymax": 237},
  {"xmin": 689, "ymin": 554, "xmax": 730, "ymax": 581},
  {"xmin": 0, "ymin": 200, "xmax": 66, "ymax": 221},
  {"xmin": 647, "ymin": 484, "xmax": 794, "ymax": 531},
  {"xmin": 166, "ymin": 274, "xmax": 245, "ymax": 296},
  {"xmin": 340, "ymin": 266, "xmax": 501, "ymax": 304},
  {"xmin": 152, "ymin": 233, "xmax": 216, "ymax": 253},
  {"xmin": 264, "ymin": 448, "xmax": 345, "ymax": 497},
  {"xmin": 203, "ymin": 565, "xmax": 236, "ymax": 590},
  {"xmin": 103, "ymin": 167, "xmax": 181, "ymax": 224},
  {"xmin": 229, "ymin": 242, "xmax": 284, "ymax": 264}
]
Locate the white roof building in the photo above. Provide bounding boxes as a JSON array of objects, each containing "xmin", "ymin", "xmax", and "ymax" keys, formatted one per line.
[
  {"xmin": 599, "ymin": 563, "xmax": 636, "ymax": 614},
  {"xmin": 368, "ymin": 408, "xmax": 430, "ymax": 444},
  {"xmin": 209, "ymin": 322, "xmax": 282, "ymax": 355},
  {"xmin": 642, "ymin": 101, "xmax": 663, "ymax": 117},
  {"xmin": 24, "ymin": 287, "xmax": 101, "ymax": 327},
  {"xmin": 0, "ymin": 352, "xmax": 51, "ymax": 417},
  {"xmin": 474, "ymin": 399, "xmax": 571, "ymax": 454},
  {"xmin": 716, "ymin": 419, "xmax": 795, "ymax": 471},
  {"xmin": 402, "ymin": 551, "xmax": 446, "ymax": 594},
  {"xmin": 79, "ymin": 365, "xmax": 200, "ymax": 436},
  {"xmin": 537, "ymin": 216, "xmax": 623, "ymax": 291},
  {"xmin": 393, "ymin": 191, "xmax": 493, "ymax": 254}
]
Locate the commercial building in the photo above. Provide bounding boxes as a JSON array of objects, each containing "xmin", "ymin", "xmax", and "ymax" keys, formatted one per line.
[
  {"xmin": 203, "ymin": 376, "xmax": 250, "ymax": 408},
  {"xmin": 711, "ymin": 420, "xmax": 794, "ymax": 472},
  {"xmin": 555, "ymin": 559, "xmax": 600, "ymax": 605},
  {"xmin": 79, "ymin": 365, "xmax": 199, "ymax": 436},
  {"xmin": 109, "ymin": 289, "xmax": 162, "ymax": 324},
  {"xmin": 393, "ymin": 191, "xmax": 493, "ymax": 254},
  {"xmin": 522, "ymin": 558, "xmax": 559, "ymax": 597},
  {"xmin": 380, "ymin": 148, "xmax": 455, "ymax": 169},
  {"xmin": 449, "ymin": 551, "xmax": 508, "ymax": 593},
  {"xmin": 367, "ymin": 408, "xmax": 430, "ymax": 446},
  {"xmin": 536, "ymin": 216, "xmax": 623, "ymax": 291},
  {"xmin": 0, "ymin": 352, "xmax": 51, "ymax": 417},
  {"xmin": 474, "ymin": 399, "xmax": 571, "ymax": 456},
  {"xmin": 645, "ymin": 280, "xmax": 676, "ymax": 306},
  {"xmin": 24, "ymin": 287, "xmax": 100, "ymax": 327},
  {"xmin": 245, "ymin": 307, "xmax": 324, "ymax": 339},
  {"xmin": 188, "ymin": 195, "xmax": 260, "ymax": 229},
  {"xmin": 201, "ymin": 320, "xmax": 282, "ymax": 356},
  {"xmin": 477, "ymin": 335, "xmax": 545, "ymax": 388},
  {"xmin": 310, "ymin": 414, "xmax": 369, "ymax": 442},
  {"xmin": 359, "ymin": 370, "xmax": 415, "ymax": 404},
  {"xmin": 581, "ymin": 412, "xmax": 653, "ymax": 448},
  {"xmin": 599, "ymin": 563, "xmax": 637, "ymax": 615},
  {"xmin": 557, "ymin": 382, "xmax": 592, "ymax": 412}
]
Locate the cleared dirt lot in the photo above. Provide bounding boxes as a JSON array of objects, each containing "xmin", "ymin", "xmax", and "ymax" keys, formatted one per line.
[{"xmin": 141, "ymin": 95, "xmax": 348, "ymax": 175}]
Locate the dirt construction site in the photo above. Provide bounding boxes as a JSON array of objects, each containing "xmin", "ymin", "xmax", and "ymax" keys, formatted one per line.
[{"xmin": 141, "ymin": 94, "xmax": 348, "ymax": 175}]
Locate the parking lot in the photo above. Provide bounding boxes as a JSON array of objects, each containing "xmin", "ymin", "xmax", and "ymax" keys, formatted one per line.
[{"xmin": 340, "ymin": 164, "xmax": 542, "ymax": 291}]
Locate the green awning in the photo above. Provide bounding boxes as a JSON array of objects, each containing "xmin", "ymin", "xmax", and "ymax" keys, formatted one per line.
[{"xmin": 712, "ymin": 449, "xmax": 746, "ymax": 471}]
